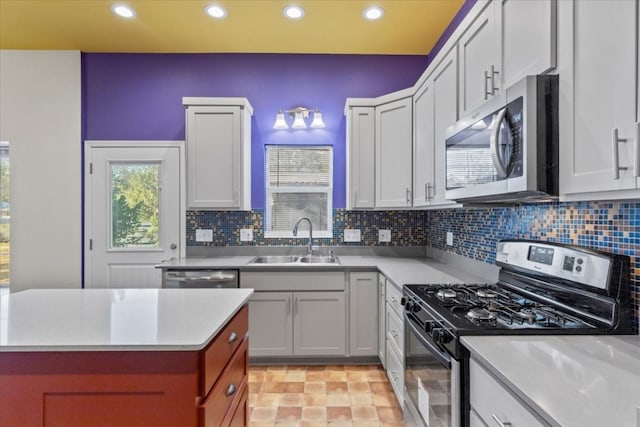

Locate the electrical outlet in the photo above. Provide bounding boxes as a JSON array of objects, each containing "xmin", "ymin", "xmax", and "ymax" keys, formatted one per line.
[
  {"xmin": 446, "ymin": 231, "xmax": 454, "ymax": 246},
  {"xmin": 343, "ymin": 229, "xmax": 361, "ymax": 242},
  {"xmin": 378, "ymin": 229, "xmax": 391, "ymax": 243},
  {"xmin": 240, "ymin": 228, "xmax": 253, "ymax": 242},
  {"xmin": 195, "ymin": 229, "xmax": 213, "ymax": 242}
]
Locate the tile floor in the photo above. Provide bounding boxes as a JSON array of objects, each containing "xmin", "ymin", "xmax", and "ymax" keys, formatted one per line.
[{"xmin": 248, "ymin": 364, "xmax": 404, "ymax": 427}]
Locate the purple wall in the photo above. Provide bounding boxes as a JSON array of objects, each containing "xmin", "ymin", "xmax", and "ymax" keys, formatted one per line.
[{"xmin": 82, "ymin": 53, "xmax": 428, "ymax": 208}]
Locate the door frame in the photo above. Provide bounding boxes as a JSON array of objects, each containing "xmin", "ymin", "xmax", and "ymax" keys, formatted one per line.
[{"xmin": 83, "ymin": 140, "xmax": 186, "ymax": 288}]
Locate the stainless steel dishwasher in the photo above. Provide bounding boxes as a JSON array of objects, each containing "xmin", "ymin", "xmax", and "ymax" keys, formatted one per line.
[{"xmin": 162, "ymin": 269, "xmax": 239, "ymax": 288}]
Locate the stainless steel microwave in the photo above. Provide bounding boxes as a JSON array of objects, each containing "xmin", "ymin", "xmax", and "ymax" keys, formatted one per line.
[{"xmin": 444, "ymin": 75, "xmax": 558, "ymax": 204}]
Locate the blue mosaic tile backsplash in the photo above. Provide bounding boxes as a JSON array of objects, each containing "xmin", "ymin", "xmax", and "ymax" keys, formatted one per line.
[
  {"xmin": 427, "ymin": 200, "xmax": 640, "ymax": 333},
  {"xmin": 186, "ymin": 209, "xmax": 427, "ymax": 247}
]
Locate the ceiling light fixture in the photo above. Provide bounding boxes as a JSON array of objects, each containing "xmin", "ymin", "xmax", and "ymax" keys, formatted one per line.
[
  {"xmin": 205, "ymin": 4, "xmax": 227, "ymax": 19},
  {"xmin": 111, "ymin": 4, "xmax": 136, "ymax": 19},
  {"xmin": 363, "ymin": 6, "xmax": 384, "ymax": 20},
  {"xmin": 273, "ymin": 107, "xmax": 326, "ymax": 130},
  {"xmin": 283, "ymin": 5, "xmax": 305, "ymax": 20}
]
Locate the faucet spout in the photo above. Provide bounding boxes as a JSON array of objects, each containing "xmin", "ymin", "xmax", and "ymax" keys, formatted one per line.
[{"xmin": 292, "ymin": 217, "xmax": 314, "ymax": 254}]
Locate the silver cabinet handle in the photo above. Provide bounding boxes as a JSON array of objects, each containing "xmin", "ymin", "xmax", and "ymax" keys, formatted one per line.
[
  {"xmin": 484, "ymin": 70, "xmax": 491, "ymax": 100},
  {"xmin": 170, "ymin": 243, "xmax": 177, "ymax": 250},
  {"xmin": 406, "ymin": 187, "xmax": 411, "ymax": 205},
  {"xmin": 634, "ymin": 122, "xmax": 639, "ymax": 177},
  {"xmin": 491, "ymin": 414, "xmax": 512, "ymax": 427},
  {"xmin": 612, "ymin": 128, "xmax": 629, "ymax": 180},
  {"xmin": 228, "ymin": 332, "xmax": 238, "ymax": 344},
  {"xmin": 490, "ymin": 64, "xmax": 499, "ymax": 95},
  {"xmin": 425, "ymin": 182, "xmax": 434, "ymax": 202},
  {"xmin": 226, "ymin": 384, "xmax": 237, "ymax": 397}
]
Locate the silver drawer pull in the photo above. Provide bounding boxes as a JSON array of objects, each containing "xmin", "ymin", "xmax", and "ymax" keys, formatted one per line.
[
  {"xmin": 226, "ymin": 384, "xmax": 237, "ymax": 397},
  {"xmin": 492, "ymin": 414, "xmax": 512, "ymax": 427},
  {"xmin": 228, "ymin": 332, "xmax": 238, "ymax": 344}
]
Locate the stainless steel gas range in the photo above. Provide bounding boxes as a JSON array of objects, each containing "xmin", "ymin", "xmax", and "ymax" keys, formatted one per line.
[{"xmin": 401, "ymin": 240, "xmax": 634, "ymax": 427}]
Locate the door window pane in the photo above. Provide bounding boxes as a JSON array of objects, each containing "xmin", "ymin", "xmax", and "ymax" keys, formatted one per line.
[
  {"xmin": 0, "ymin": 141, "xmax": 9, "ymax": 289},
  {"xmin": 111, "ymin": 163, "xmax": 160, "ymax": 248}
]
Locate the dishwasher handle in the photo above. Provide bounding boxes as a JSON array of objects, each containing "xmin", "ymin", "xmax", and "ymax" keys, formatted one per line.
[{"xmin": 169, "ymin": 273, "xmax": 236, "ymax": 282}]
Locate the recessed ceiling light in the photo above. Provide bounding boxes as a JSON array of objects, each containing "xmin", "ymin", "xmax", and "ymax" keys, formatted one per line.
[
  {"xmin": 283, "ymin": 5, "xmax": 305, "ymax": 20},
  {"xmin": 111, "ymin": 4, "xmax": 136, "ymax": 19},
  {"xmin": 205, "ymin": 4, "xmax": 227, "ymax": 19},
  {"xmin": 363, "ymin": 6, "xmax": 384, "ymax": 20}
]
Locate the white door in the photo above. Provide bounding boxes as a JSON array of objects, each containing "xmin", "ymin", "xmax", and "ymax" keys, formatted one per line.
[{"xmin": 85, "ymin": 141, "xmax": 183, "ymax": 288}]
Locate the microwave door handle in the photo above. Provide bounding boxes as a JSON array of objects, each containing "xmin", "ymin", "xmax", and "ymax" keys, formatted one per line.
[{"xmin": 490, "ymin": 107, "xmax": 509, "ymax": 178}]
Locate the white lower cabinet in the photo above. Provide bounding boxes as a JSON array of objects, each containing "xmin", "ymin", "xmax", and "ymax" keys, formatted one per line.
[
  {"xmin": 247, "ymin": 292, "xmax": 293, "ymax": 356},
  {"xmin": 469, "ymin": 358, "xmax": 546, "ymax": 427},
  {"xmin": 349, "ymin": 272, "xmax": 379, "ymax": 356},
  {"xmin": 377, "ymin": 274, "xmax": 387, "ymax": 368},
  {"xmin": 293, "ymin": 292, "xmax": 346, "ymax": 356},
  {"xmin": 385, "ymin": 278, "xmax": 405, "ymax": 405},
  {"xmin": 248, "ymin": 291, "xmax": 346, "ymax": 357}
]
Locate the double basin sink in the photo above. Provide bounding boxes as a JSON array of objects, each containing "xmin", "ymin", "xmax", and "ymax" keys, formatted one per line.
[{"xmin": 248, "ymin": 254, "xmax": 340, "ymax": 265}]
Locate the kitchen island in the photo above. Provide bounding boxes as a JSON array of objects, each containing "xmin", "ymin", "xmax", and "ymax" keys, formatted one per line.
[{"xmin": 0, "ymin": 288, "xmax": 253, "ymax": 427}]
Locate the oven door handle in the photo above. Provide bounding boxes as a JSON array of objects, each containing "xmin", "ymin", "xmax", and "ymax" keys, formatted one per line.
[{"xmin": 405, "ymin": 313, "xmax": 451, "ymax": 369}]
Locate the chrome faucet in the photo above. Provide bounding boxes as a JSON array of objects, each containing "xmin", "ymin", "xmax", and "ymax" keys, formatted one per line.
[{"xmin": 292, "ymin": 217, "xmax": 314, "ymax": 255}]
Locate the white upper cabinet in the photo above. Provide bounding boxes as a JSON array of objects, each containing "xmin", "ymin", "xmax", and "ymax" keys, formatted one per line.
[
  {"xmin": 346, "ymin": 106, "xmax": 375, "ymax": 209},
  {"xmin": 558, "ymin": 0, "xmax": 640, "ymax": 200},
  {"xmin": 413, "ymin": 47, "xmax": 460, "ymax": 208},
  {"xmin": 376, "ymin": 97, "xmax": 413, "ymax": 208},
  {"xmin": 499, "ymin": 0, "xmax": 557, "ymax": 89},
  {"xmin": 459, "ymin": 0, "xmax": 556, "ymax": 117},
  {"xmin": 459, "ymin": 3, "xmax": 500, "ymax": 117},
  {"xmin": 183, "ymin": 97, "xmax": 252, "ymax": 210}
]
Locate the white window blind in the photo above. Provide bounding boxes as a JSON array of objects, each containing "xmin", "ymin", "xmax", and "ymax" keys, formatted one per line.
[{"xmin": 265, "ymin": 146, "xmax": 333, "ymax": 238}]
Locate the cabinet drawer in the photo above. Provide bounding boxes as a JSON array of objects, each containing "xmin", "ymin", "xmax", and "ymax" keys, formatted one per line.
[
  {"xmin": 202, "ymin": 305, "xmax": 248, "ymax": 396},
  {"xmin": 200, "ymin": 338, "xmax": 248, "ymax": 427},
  {"xmin": 469, "ymin": 358, "xmax": 545, "ymax": 427},
  {"xmin": 386, "ymin": 280, "xmax": 403, "ymax": 316},
  {"xmin": 241, "ymin": 272, "xmax": 345, "ymax": 291},
  {"xmin": 386, "ymin": 342, "xmax": 404, "ymax": 406},
  {"xmin": 386, "ymin": 303, "xmax": 404, "ymax": 357}
]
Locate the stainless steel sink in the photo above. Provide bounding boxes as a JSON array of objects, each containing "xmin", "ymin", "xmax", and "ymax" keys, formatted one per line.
[
  {"xmin": 249, "ymin": 255, "xmax": 300, "ymax": 264},
  {"xmin": 247, "ymin": 254, "xmax": 339, "ymax": 265},
  {"xmin": 298, "ymin": 255, "xmax": 339, "ymax": 264}
]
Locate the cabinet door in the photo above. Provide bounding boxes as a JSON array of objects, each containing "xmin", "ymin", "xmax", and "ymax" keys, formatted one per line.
[
  {"xmin": 349, "ymin": 272, "xmax": 379, "ymax": 356},
  {"xmin": 431, "ymin": 48, "xmax": 460, "ymax": 206},
  {"xmin": 186, "ymin": 105, "xmax": 242, "ymax": 209},
  {"xmin": 378, "ymin": 275, "xmax": 387, "ymax": 367},
  {"xmin": 293, "ymin": 291, "xmax": 346, "ymax": 356},
  {"xmin": 499, "ymin": 0, "xmax": 556, "ymax": 89},
  {"xmin": 247, "ymin": 292, "xmax": 293, "ymax": 356},
  {"xmin": 559, "ymin": 0, "xmax": 638, "ymax": 196},
  {"xmin": 376, "ymin": 97, "xmax": 413, "ymax": 208},
  {"xmin": 459, "ymin": 4, "xmax": 500, "ymax": 117},
  {"xmin": 347, "ymin": 106, "xmax": 376, "ymax": 209},
  {"xmin": 413, "ymin": 79, "xmax": 435, "ymax": 208}
]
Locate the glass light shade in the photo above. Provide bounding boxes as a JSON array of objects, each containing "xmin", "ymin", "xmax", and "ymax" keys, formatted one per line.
[
  {"xmin": 363, "ymin": 6, "xmax": 384, "ymax": 20},
  {"xmin": 310, "ymin": 110, "xmax": 326, "ymax": 128},
  {"xmin": 283, "ymin": 5, "xmax": 305, "ymax": 19},
  {"xmin": 291, "ymin": 112, "xmax": 307, "ymax": 129},
  {"xmin": 205, "ymin": 5, "xmax": 227, "ymax": 18},
  {"xmin": 112, "ymin": 4, "xmax": 136, "ymax": 18},
  {"xmin": 273, "ymin": 111, "xmax": 289, "ymax": 129}
]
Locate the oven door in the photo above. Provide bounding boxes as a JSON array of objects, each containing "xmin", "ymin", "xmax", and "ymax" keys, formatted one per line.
[{"xmin": 404, "ymin": 311, "xmax": 460, "ymax": 427}]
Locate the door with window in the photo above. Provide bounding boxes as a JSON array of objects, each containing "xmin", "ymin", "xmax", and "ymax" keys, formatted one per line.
[{"xmin": 85, "ymin": 142, "xmax": 182, "ymax": 288}]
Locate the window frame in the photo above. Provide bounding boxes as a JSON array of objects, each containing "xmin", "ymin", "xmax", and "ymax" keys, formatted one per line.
[{"xmin": 264, "ymin": 145, "xmax": 333, "ymax": 239}]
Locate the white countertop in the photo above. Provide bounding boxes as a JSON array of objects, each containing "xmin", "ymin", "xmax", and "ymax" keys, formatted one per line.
[
  {"xmin": 462, "ymin": 335, "xmax": 640, "ymax": 427},
  {"xmin": 0, "ymin": 288, "xmax": 253, "ymax": 352},
  {"xmin": 158, "ymin": 255, "xmax": 491, "ymax": 289}
]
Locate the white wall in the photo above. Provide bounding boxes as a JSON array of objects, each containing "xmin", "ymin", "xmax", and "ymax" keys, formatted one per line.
[{"xmin": 0, "ymin": 50, "xmax": 82, "ymax": 291}]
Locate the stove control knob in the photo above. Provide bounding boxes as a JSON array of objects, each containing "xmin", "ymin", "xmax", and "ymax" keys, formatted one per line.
[
  {"xmin": 404, "ymin": 301, "xmax": 414, "ymax": 312},
  {"xmin": 411, "ymin": 303, "xmax": 421, "ymax": 313},
  {"xmin": 432, "ymin": 328, "xmax": 452, "ymax": 345},
  {"xmin": 424, "ymin": 321, "xmax": 434, "ymax": 333},
  {"xmin": 400, "ymin": 297, "xmax": 407, "ymax": 306}
]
